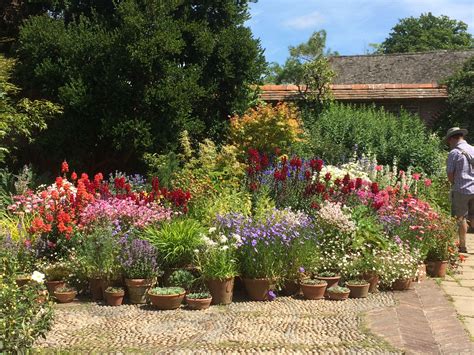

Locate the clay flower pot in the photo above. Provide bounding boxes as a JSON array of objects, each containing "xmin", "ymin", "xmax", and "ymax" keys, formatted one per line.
[
  {"xmin": 186, "ymin": 297, "xmax": 212, "ymax": 310},
  {"xmin": 45, "ymin": 280, "xmax": 66, "ymax": 294},
  {"xmin": 148, "ymin": 292, "xmax": 185, "ymax": 310},
  {"xmin": 282, "ymin": 280, "xmax": 301, "ymax": 296},
  {"xmin": 362, "ymin": 273, "xmax": 379, "ymax": 293},
  {"xmin": 54, "ymin": 290, "xmax": 77, "ymax": 303},
  {"xmin": 125, "ymin": 278, "xmax": 155, "ymax": 304},
  {"xmin": 206, "ymin": 278, "xmax": 234, "ymax": 305},
  {"xmin": 327, "ymin": 288, "xmax": 350, "ymax": 301},
  {"xmin": 426, "ymin": 261, "xmax": 448, "ymax": 278},
  {"xmin": 105, "ymin": 290, "xmax": 125, "ymax": 306},
  {"xmin": 392, "ymin": 278, "xmax": 412, "ymax": 291},
  {"xmin": 347, "ymin": 282, "xmax": 370, "ymax": 298},
  {"xmin": 300, "ymin": 282, "xmax": 327, "ymax": 300},
  {"xmin": 243, "ymin": 278, "xmax": 274, "ymax": 301},
  {"xmin": 316, "ymin": 275, "xmax": 340, "ymax": 297},
  {"xmin": 15, "ymin": 276, "xmax": 31, "ymax": 288},
  {"xmin": 89, "ymin": 278, "xmax": 104, "ymax": 301}
]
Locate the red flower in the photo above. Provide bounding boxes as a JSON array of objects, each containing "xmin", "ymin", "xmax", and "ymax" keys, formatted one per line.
[
  {"xmin": 55, "ymin": 177, "xmax": 63, "ymax": 189},
  {"xmin": 424, "ymin": 178, "xmax": 432, "ymax": 187},
  {"xmin": 290, "ymin": 156, "xmax": 302, "ymax": 169},
  {"xmin": 324, "ymin": 172, "xmax": 332, "ymax": 182},
  {"xmin": 413, "ymin": 173, "xmax": 421, "ymax": 181},
  {"xmin": 71, "ymin": 172, "xmax": 78, "ymax": 180},
  {"xmin": 371, "ymin": 182, "xmax": 380, "ymax": 194},
  {"xmin": 309, "ymin": 159, "xmax": 323, "ymax": 172},
  {"xmin": 355, "ymin": 178, "xmax": 362, "ymax": 189},
  {"xmin": 304, "ymin": 170, "xmax": 312, "ymax": 180},
  {"xmin": 61, "ymin": 160, "xmax": 69, "ymax": 173},
  {"xmin": 375, "ymin": 165, "xmax": 383, "ymax": 172}
]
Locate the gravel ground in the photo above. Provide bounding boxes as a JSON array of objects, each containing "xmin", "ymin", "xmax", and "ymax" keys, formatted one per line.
[{"xmin": 35, "ymin": 292, "xmax": 402, "ymax": 354}]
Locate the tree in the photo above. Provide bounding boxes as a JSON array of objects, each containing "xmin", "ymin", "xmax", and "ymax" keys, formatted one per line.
[
  {"xmin": 439, "ymin": 57, "xmax": 474, "ymax": 134},
  {"xmin": 379, "ymin": 13, "xmax": 473, "ymax": 54},
  {"xmin": 15, "ymin": 0, "xmax": 265, "ymax": 173},
  {"xmin": 0, "ymin": 55, "xmax": 61, "ymax": 165},
  {"xmin": 264, "ymin": 30, "xmax": 336, "ymax": 114}
]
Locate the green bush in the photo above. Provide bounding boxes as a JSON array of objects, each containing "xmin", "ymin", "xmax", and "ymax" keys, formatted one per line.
[{"xmin": 305, "ymin": 103, "xmax": 443, "ymax": 174}]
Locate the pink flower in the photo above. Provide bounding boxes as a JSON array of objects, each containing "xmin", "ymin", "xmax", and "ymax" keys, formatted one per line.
[
  {"xmin": 424, "ymin": 179, "xmax": 432, "ymax": 187},
  {"xmin": 412, "ymin": 173, "xmax": 421, "ymax": 181},
  {"xmin": 375, "ymin": 165, "xmax": 383, "ymax": 172}
]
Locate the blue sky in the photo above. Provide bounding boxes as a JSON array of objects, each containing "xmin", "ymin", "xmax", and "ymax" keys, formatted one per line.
[{"xmin": 247, "ymin": 0, "xmax": 474, "ymax": 64}]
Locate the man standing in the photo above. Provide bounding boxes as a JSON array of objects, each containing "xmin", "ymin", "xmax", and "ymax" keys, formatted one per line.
[{"xmin": 446, "ymin": 127, "xmax": 474, "ymax": 254}]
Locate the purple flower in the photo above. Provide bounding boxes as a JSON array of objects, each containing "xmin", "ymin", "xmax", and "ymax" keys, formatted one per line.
[
  {"xmin": 298, "ymin": 267, "xmax": 305, "ymax": 273},
  {"xmin": 268, "ymin": 290, "xmax": 276, "ymax": 301}
]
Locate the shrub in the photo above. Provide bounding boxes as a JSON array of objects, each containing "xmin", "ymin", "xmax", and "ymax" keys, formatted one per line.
[
  {"xmin": 141, "ymin": 218, "xmax": 205, "ymax": 269},
  {"xmin": 167, "ymin": 269, "xmax": 196, "ymax": 291},
  {"xmin": 229, "ymin": 103, "xmax": 305, "ymax": 156},
  {"xmin": 118, "ymin": 236, "xmax": 159, "ymax": 280},
  {"xmin": 305, "ymin": 103, "xmax": 443, "ymax": 174},
  {"xmin": 148, "ymin": 287, "xmax": 185, "ymax": 296}
]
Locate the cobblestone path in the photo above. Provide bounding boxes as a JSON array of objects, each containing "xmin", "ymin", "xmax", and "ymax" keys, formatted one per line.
[{"xmin": 35, "ymin": 293, "xmax": 400, "ymax": 354}]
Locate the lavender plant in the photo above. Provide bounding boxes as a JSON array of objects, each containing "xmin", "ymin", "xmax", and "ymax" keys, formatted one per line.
[{"xmin": 119, "ymin": 236, "xmax": 159, "ymax": 279}]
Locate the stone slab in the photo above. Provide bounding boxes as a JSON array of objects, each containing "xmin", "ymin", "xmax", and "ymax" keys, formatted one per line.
[
  {"xmin": 458, "ymin": 279, "xmax": 474, "ymax": 287},
  {"xmin": 441, "ymin": 285, "xmax": 474, "ymax": 297},
  {"xmin": 451, "ymin": 296, "xmax": 474, "ymax": 317}
]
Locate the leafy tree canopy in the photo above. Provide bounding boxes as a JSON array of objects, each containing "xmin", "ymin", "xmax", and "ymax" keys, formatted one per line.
[
  {"xmin": 379, "ymin": 12, "xmax": 473, "ymax": 54},
  {"xmin": 15, "ymin": 0, "xmax": 265, "ymax": 173}
]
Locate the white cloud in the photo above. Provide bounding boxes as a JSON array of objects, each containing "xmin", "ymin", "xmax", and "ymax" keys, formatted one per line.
[{"xmin": 283, "ymin": 11, "xmax": 325, "ymax": 30}]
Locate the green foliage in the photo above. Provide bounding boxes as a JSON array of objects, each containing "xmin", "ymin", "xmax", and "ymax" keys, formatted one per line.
[
  {"xmin": 439, "ymin": 57, "xmax": 474, "ymax": 135},
  {"xmin": 197, "ymin": 240, "xmax": 239, "ymax": 281},
  {"xmin": 379, "ymin": 12, "xmax": 473, "ymax": 54},
  {"xmin": 0, "ymin": 55, "xmax": 61, "ymax": 166},
  {"xmin": 42, "ymin": 262, "xmax": 71, "ymax": 281},
  {"xmin": 148, "ymin": 287, "xmax": 184, "ymax": 296},
  {"xmin": 16, "ymin": 0, "xmax": 265, "ymax": 172},
  {"xmin": 186, "ymin": 292, "xmax": 211, "ymax": 299},
  {"xmin": 167, "ymin": 269, "xmax": 196, "ymax": 291},
  {"xmin": 75, "ymin": 224, "xmax": 121, "ymax": 280},
  {"xmin": 306, "ymin": 103, "xmax": 443, "ymax": 174},
  {"xmin": 141, "ymin": 218, "xmax": 205, "ymax": 268},
  {"xmin": 351, "ymin": 205, "xmax": 388, "ymax": 252}
]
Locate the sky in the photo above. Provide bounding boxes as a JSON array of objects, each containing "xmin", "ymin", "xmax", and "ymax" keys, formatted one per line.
[{"xmin": 247, "ymin": 0, "xmax": 474, "ymax": 64}]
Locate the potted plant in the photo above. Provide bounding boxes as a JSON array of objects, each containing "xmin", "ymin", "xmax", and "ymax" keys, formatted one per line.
[
  {"xmin": 104, "ymin": 286, "xmax": 125, "ymax": 306},
  {"xmin": 167, "ymin": 269, "xmax": 196, "ymax": 292},
  {"xmin": 326, "ymin": 286, "xmax": 350, "ymax": 301},
  {"xmin": 54, "ymin": 285, "xmax": 77, "ymax": 303},
  {"xmin": 377, "ymin": 245, "xmax": 419, "ymax": 291},
  {"xmin": 148, "ymin": 287, "xmax": 185, "ymax": 310},
  {"xmin": 300, "ymin": 279, "xmax": 327, "ymax": 300},
  {"xmin": 346, "ymin": 279, "xmax": 370, "ymax": 298},
  {"xmin": 15, "ymin": 273, "xmax": 31, "ymax": 288},
  {"xmin": 196, "ymin": 227, "xmax": 239, "ymax": 305},
  {"xmin": 119, "ymin": 236, "xmax": 159, "ymax": 304},
  {"xmin": 316, "ymin": 271, "xmax": 341, "ymax": 296},
  {"xmin": 425, "ymin": 236, "xmax": 451, "ymax": 278},
  {"xmin": 43, "ymin": 262, "xmax": 70, "ymax": 294},
  {"xmin": 185, "ymin": 292, "xmax": 212, "ymax": 310},
  {"xmin": 76, "ymin": 223, "xmax": 122, "ymax": 301},
  {"xmin": 345, "ymin": 252, "xmax": 381, "ymax": 293}
]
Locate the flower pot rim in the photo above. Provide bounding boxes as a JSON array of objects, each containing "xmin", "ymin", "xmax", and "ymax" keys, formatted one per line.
[
  {"xmin": 346, "ymin": 282, "xmax": 370, "ymax": 287},
  {"xmin": 205, "ymin": 276, "xmax": 235, "ymax": 281},
  {"xmin": 316, "ymin": 275, "xmax": 341, "ymax": 279},
  {"xmin": 105, "ymin": 291, "xmax": 125, "ymax": 296},
  {"xmin": 186, "ymin": 297, "xmax": 212, "ymax": 301},
  {"xmin": 301, "ymin": 282, "xmax": 327, "ymax": 287},
  {"xmin": 54, "ymin": 290, "xmax": 77, "ymax": 295},
  {"xmin": 148, "ymin": 292, "xmax": 186, "ymax": 298},
  {"xmin": 327, "ymin": 290, "xmax": 350, "ymax": 295},
  {"xmin": 242, "ymin": 277, "xmax": 275, "ymax": 282}
]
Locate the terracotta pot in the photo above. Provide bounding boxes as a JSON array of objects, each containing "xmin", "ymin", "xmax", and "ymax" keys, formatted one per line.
[
  {"xmin": 45, "ymin": 280, "xmax": 65, "ymax": 294},
  {"xmin": 89, "ymin": 278, "xmax": 104, "ymax": 301},
  {"xmin": 105, "ymin": 290, "xmax": 125, "ymax": 306},
  {"xmin": 243, "ymin": 278, "xmax": 274, "ymax": 301},
  {"xmin": 415, "ymin": 263, "xmax": 427, "ymax": 282},
  {"xmin": 125, "ymin": 278, "xmax": 155, "ymax": 304},
  {"xmin": 54, "ymin": 290, "xmax": 77, "ymax": 303},
  {"xmin": 282, "ymin": 280, "xmax": 301, "ymax": 296},
  {"xmin": 316, "ymin": 275, "xmax": 340, "ymax": 297},
  {"xmin": 148, "ymin": 292, "xmax": 185, "ymax": 310},
  {"xmin": 206, "ymin": 278, "xmax": 234, "ymax": 305},
  {"xmin": 186, "ymin": 297, "xmax": 212, "ymax": 310},
  {"xmin": 15, "ymin": 277, "xmax": 31, "ymax": 288},
  {"xmin": 300, "ymin": 283, "xmax": 327, "ymax": 300},
  {"xmin": 327, "ymin": 290, "xmax": 350, "ymax": 301},
  {"xmin": 392, "ymin": 278, "xmax": 412, "ymax": 291},
  {"xmin": 426, "ymin": 261, "xmax": 448, "ymax": 278},
  {"xmin": 347, "ymin": 283, "xmax": 370, "ymax": 298},
  {"xmin": 362, "ymin": 273, "xmax": 379, "ymax": 293}
]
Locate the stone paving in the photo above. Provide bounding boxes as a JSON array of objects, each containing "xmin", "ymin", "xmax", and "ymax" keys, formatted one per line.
[
  {"xmin": 440, "ymin": 233, "xmax": 474, "ymax": 339},
  {"xmin": 36, "ymin": 292, "xmax": 400, "ymax": 354}
]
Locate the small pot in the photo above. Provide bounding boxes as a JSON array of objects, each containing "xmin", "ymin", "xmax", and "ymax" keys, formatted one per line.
[
  {"xmin": 327, "ymin": 290, "xmax": 350, "ymax": 301},
  {"xmin": 186, "ymin": 297, "xmax": 212, "ymax": 310},
  {"xmin": 392, "ymin": 278, "xmax": 412, "ymax": 291},
  {"xmin": 15, "ymin": 276, "xmax": 31, "ymax": 288},
  {"xmin": 282, "ymin": 280, "xmax": 301, "ymax": 296},
  {"xmin": 206, "ymin": 278, "xmax": 234, "ymax": 305},
  {"xmin": 243, "ymin": 278, "xmax": 274, "ymax": 301},
  {"xmin": 316, "ymin": 275, "xmax": 340, "ymax": 297},
  {"xmin": 45, "ymin": 280, "xmax": 66, "ymax": 294},
  {"xmin": 347, "ymin": 283, "xmax": 370, "ymax": 298},
  {"xmin": 362, "ymin": 273, "xmax": 379, "ymax": 293},
  {"xmin": 125, "ymin": 278, "xmax": 155, "ymax": 304},
  {"xmin": 300, "ymin": 282, "xmax": 327, "ymax": 300},
  {"xmin": 105, "ymin": 290, "xmax": 125, "ymax": 306},
  {"xmin": 148, "ymin": 292, "xmax": 185, "ymax": 310},
  {"xmin": 426, "ymin": 261, "xmax": 448, "ymax": 278},
  {"xmin": 89, "ymin": 278, "xmax": 104, "ymax": 301},
  {"xmin": 54, "ymin": 290, "xmax": 77, "ymax": 303}
]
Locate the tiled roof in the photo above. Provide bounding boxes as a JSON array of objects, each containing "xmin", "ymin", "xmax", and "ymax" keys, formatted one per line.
[{"xmin": 259, "ymin": 83, "xmax": 448, "ymax": 101}]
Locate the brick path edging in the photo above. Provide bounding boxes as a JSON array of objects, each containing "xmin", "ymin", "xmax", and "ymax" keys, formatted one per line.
[{"xmin": 367, "ymin": 280, "xmax": 473, "ymax": 354}]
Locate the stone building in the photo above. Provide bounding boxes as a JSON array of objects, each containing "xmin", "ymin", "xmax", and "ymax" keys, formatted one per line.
[{"xmin": 260, "ymin": 50, "xmax": 474, "ymax": 126}]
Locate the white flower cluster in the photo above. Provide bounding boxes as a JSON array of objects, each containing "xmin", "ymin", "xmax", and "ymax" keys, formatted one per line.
[
  {"xmin": 377, "ymin": 246, "xmax": 420, "ymax": 288},
  {"xmin": 317, "ymin": 202, "xmax": 356, "ymax": 235},
  {"xmin": 201, "ymin": 227, "xmax": 240, "ymax": 251},
  {"xmin": 31, "ymin": 271, "xmax": 45, "ymax": 283}
]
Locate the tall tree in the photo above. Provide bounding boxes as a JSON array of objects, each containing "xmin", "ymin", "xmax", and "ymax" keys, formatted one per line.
[
  {"xmin": 379, "ymin": 12, "xmax": 473, "ymax": 54},
  {"xmin": 15, "ymin": 0, "xmax": 265, "ymax": 173}
]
